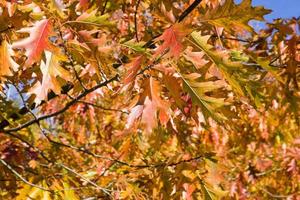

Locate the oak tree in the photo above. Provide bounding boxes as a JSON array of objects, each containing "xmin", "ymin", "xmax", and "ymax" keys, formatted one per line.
[{"xmin": 0, "ymin": 0, "xmax": 299, "ymax": 199}]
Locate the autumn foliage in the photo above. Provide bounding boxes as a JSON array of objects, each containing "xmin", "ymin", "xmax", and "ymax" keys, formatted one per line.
[{"xmin": 0, "ymin": 0, "xmax": 299, "ymax": 199}]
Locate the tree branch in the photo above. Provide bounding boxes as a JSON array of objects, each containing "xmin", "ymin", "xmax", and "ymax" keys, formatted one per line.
[
  {"xmin": 58, "ymin": 29, "xmax": 87, "ymax": 91},
  {"xmin": 2, "ymin": 75, "xmax": 119, "ymax": 133},
  {"xmin": 101, "ymin": 0, "xmax": 109, "ymax": 15},
  {"xmin": 259, "ymin": 187, "xmax": 295, "ymax": 199},
  {"xmin": 0, "ymin": 158, "xmax": 52, "ymax": 192},
  {"xmin": 143, "ymin": 0, "xmax": 203, "ymax": 48},
  {"xmin": 177, "ymin": 0, "xmax": 203, "ymax": 22},
  {"xmin": 1, "ymin": 130, "xmax": 112, "ymax": 195},
  {"xmin": 211, "ymin": 34, "xmax": 252, "ymax": 43},
  {"xmin": 77, "ymin": 100, "xmax": 129, "ymax": 114},
  {"xmin": 58, "ymin": 163, "xmax": 112, "ymax": 196},
  {"xmin": 0, "ymin": 0, "xmax": 202, "ymax": 131}
]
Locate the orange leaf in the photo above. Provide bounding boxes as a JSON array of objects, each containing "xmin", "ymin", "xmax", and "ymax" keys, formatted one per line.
[
  {"xmin": 0, "ymin": 41, "xmax": 19, "ymax": 80},
  {"xmin": 12, "ymin": 19, "xmax": 55, "ymax": 66},
  {"xmin": 127, "ymin": 77, "xmax": 170, "ymax": 133},
  {"xmin": 79, "ymin": 0, "xmax": 89, "ymax": 10},
  {"xmin": 122, "ymin": 56, "xmax": 143, "ymax": 86},
  {"xmin": 154, "ymin": 23, "xmax": 188, "ymax": 58},
  {"xmin": 29, "ymin": 51, "xmax": 72, "ymax": 103},
  {"xmin": 184, "ymin": 47, "xmax": 209, "ymax": 68}
]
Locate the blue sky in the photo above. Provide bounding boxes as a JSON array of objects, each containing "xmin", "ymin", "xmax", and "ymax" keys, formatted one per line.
[
  {"xmin": 235, "ymin": 0, "xmax": 300, "ymax": 21},
  {"xmin": 252, "ymin": 0, "xmax": 300, "ymax": 21},
  {"xmin": 234, "ymin": 0, "xmax": 300, "ymax": 31}
]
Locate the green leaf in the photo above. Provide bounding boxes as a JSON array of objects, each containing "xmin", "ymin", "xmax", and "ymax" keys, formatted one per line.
[
  {"xmin": 230, "ymin": 50, "xmax": 249, "ymax": 62},
  {"xmin": 249, "ymin": 55, "xmax": 284, "ymax": 83},
  {"xmin": 76, "ymin": 10, "xmax": 114, "ymax": 26},
  {"xmin": 191, "ymin": 31, "xmax": 245, "ymax": 95},
  {"xmin": 182, "ymin": 74, "xmax": 227, "ymax": 122},
  {"xmin": 122, "ymin": 40, "xmax": 147, "ymax": 53},
  {"xmin": 63, "ymin": 182, "xmax": 79, "ymax": 200},
  {"xmin": 201, "ymin": 183, "xmax": 215, "ymax": 200}
]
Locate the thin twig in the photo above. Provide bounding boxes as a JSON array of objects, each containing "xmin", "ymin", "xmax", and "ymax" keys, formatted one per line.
[
  {"xmin": 260, "ymin": 187, "xmax": 295, "ymax": 199},
  {"xmin": 143, "ymin": 0, "xmax": 203, "ymax": 48},
  {"xmin": 94, "ymin": 53, "xmax": 108, "ymax": 81},
  {"xmin": 0, "ymin": 158, "xmax": 52, "ymax": 192},
  {"xmin": 1, "ymin": 131, "xmax": 111, "ymax": 195},
  {"xmin": 101, "ymin": 0, "xmax": 109, "ymax": 15},
  {"xmin": 0, "ymin": 0, "xmax": 202, "ymax": 130},
  {"xmin": 58, "ymin": 29, "xmax": 87, "ymax": 91},
  {"xmin": 61, "ymin": 21, "xmax": 105, "ymax": 27},
  {"xmin": 211, "ymin": 34, "xmax": 252, "ymax": 43},
  {"xmin": 10, "ymin": 82, "xmax": 43, "ymax": 130},
  {"xmin": 177, "ymin": 0, "xmax": 203, "ymax": 22},
  {"xmin": 77, "ymin": 100, "xmax": 129, "ymax": 114},
  {"xmin": 58, "ymin": 163, "xmax": 112, "ymax": 196},
  {"xmin": 3, "ymin": 75, "xmax": 119, "ymax": 133},
  {"xmin": 134, "ymin": 0, "xmax": 141, "ymax": 42},
  {"xmin": 1, "ymin": 125, "xmax": 207, "ymax": 170}
]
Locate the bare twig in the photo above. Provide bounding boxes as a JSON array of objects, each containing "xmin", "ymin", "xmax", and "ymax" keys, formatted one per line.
[
  {"xmin": 1, "ymin": 124, "xmax": 207, "ymax": 170},
  {"xmin": 77, "ymin": 100, "xmax": 129, "ymax": 114},
  {"xmin": 259, "ymin": 187, "xmax": 295, "ymax": 199},
  {"xmin": 177, "ymin": 0, "xmax": 203, "ymax": 22},
  {"xmin": 101, "ymin": 0, "xmax": 109, "ymax": 15},
  {"xmin": 94, "ymin": 53, "xmax": 108, "ymax": 81},
  {"xmin": 2, "ymin": 75, "xmax": 119, "ymax": 133},
  {"xmin": 10, "ymin": 82, "xmax": 42, "ymax": 128},
  {"xmin": 58, "ymin": 163, "xmax": 112, "ymax": 196},
  {"xmin": 1, "ymin": 130, "xmax": 112, "ymax": 195},
  {"xmin": 134, "ymin": 0, "xmax": 141, "ymax": 42},
  {"xmin": 143, "ymin": 0, "xmax": 203, "ymax": 48},
  {"xmin": 211, "ymin": 34, "xmax": 252, "ymax": 43},
  {"xmin": 58, "ymin": 29, "xmax": 87, "ymax": 91},
  {"xmin": 0, "ymin": 158, "xmax": 52, "ymax": 192}
]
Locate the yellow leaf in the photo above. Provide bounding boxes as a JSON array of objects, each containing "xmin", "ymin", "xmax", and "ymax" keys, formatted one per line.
[
  {"xmin": 63, "ymin": 182, "xmax": 79, "ymax": 200},
  {"xmin": 28, "ymin": 160, "xmax": 38, "ymax": 169},
  {"xmin": 48, "ymin": 0, "xmax": 66, "ymax": 18},
  {"xmin": 0, "ymin": 40, "xmax": 19, "ymax": 80}
]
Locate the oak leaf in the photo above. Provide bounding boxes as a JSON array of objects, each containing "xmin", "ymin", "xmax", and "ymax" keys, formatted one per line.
[
  {"xmin": 0, "ymin": 41, "xmax": 19, "ymax": 80},
  {"xmin": 182, "ymin": 73, "xmax": 227, "ymax": 122},
  {"xmin": 191, "ymin": 32, "xmax": 245, "ymax": 95},
  {"xmin": 78, "ymin": 0, "xmax": 89, "ymax": 10},
  {"xmin": 29, "ymin": 51, "xmax": 72, "ymax": 103},
  {"xmin": 154, "ymin": 23, "xmax": 189, "ymax": 58},
  {"xmin": 76, "ymin": 9, "xmax": 113, "ymax": 26},
  {"xmin": 203, "ymin": 0, "xmax": 271, "ymax": 33},
  {"xmin": 6, "ymin": 1, "xmax": 17, "ymax": 17},
  {"xmin": 48, "ymin": 0, "xmax": 66, "ymax": 18},
  {"xmin": 127, "ymin": 77, "xmax": 170, "ymax": 133},
  {"xmin": 12, "ymin": 19, "xmax": 56, "ymax": 66},
  {"xmin": 184, "ymin": 47, "xmax": 209, "ymax": 69},
  {"xmin": 78, "ymin": 30, "xmax": 111, "ymax": 53},
  {"xmin": 122, "ymin": 56, "xmax": 143, "ymax": 86}
]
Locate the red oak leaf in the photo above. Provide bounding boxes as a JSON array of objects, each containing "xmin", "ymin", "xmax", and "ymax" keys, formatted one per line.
[
  {"xmin": 12, "ymin": 19, "xmax": 55, "ymax": 67},
  {"xmin": 154, "ymin": 23, "xmax": 188, "ymax": 58},
  {"xmin": 127, "ymin": 77, "xmax": 170, "ymax": 133},
  {"xmin": 122, "ymin": 56, "xmax": 143, "ymax": 86}
]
